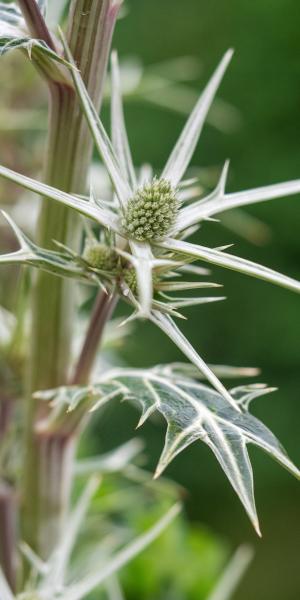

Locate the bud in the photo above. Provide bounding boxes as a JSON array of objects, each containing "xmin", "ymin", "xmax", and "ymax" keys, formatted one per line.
[
  {"xmin": 122, "ymin": 178, "xmax": 179, "ymax": 242},
  {"xmin": 83, "ymin": 241, "xmax": 118, "ymax": 271},
  {"xmin": 123, "ymin": 267, "xmax": 160, "ymax": 295}
]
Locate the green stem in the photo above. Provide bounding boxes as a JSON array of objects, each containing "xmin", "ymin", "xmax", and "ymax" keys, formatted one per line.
[{"xmin": 22, "ymin": 0, "xmax": 121, "ymax": 558}]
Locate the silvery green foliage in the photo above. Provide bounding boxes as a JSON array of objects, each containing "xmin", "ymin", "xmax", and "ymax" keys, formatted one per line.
[
  {"xmin": 0, "ymin": 211, "xmax": 118, "ymax": 287},
  {"xmin": 0, "ymin": 475, "xmax": 180, "ymax": 600},
  {"xmin": 35, "ymin": 366, "xmax": 300, "ymax": 534},
  {"xmin": 0, "ymin": 434, "xmax": 251, "ymax": 600},
  {"xmin": 0, "ymin": 35, "xmax": 300, "ymax": 536},
  {"xmin": 1, "ymin": 43, "xmax": 300, "ymax": 403}
]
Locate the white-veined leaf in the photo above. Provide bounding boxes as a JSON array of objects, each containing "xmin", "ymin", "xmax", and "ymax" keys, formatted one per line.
[
  {"xmin": 164, "ymin": 295, "xmax": 226, "ymax": 309},
  {"xmin": 157, "ymin": 362, "xmax": 259, "ymax": 380},
  {"xmin": 0, "ymin": 2, "xmax": 22, "ymax": 26},
  {"xmin": 60, "ymin": 31, "xmax": 132, "ymax": 207},
  {"xmin": 158, "ymin": 237, "xmax": 300, "ymax": 294},
  {"xmin": 150, "ymin": 311, "xmax": 238, "ymax": 409},
  {"xmin": 0, "ymin": 165, "xmax": 120, "ymax": 232},
  {"xmin": 162, "ymin": 50, "xmax": 233, "ymax": 186},
  {"xmin": 0, "ymin": 211, "xmax": 101, "ymax": 282},
  {"xmin": 0, "ymin": 1, "xmax": 69, "ymax": 75},
  {"xmin": 111, "ymin": 50, "xmax": 137, "ymax": 191},
  {"xmin": 156, "ymin": 280, "xmax": 221, "ymax": 292},
  {"xmin": 38, "ymin": 367, "xmax": 300, "ymax": 534},
  {"xmin": 177, "ymin": 160, "xmax": 300, "ymax": 229}
]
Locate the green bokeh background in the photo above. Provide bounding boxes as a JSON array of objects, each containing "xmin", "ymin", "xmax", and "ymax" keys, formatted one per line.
[
  {"xmin": 95, "ymin": 1, "xmax": 300, "ymax": 598},
  {"xmin": 1, "ymin": 0, "xmax": 300, "ymax": 597}
]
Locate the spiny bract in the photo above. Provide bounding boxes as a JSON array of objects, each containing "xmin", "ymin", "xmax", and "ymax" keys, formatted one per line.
[
  {"xmin": 122, "ymin": 178, "xmax": 180, "ymax": 242},
  {"xmin": 83, "ymin": 241, "xmax": 118, "ymax": 271}
]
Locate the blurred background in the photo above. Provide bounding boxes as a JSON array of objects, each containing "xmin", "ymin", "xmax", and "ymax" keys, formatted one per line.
[{"xmin": 1, "ymin": 0, "xmax": 300, "ymax": 598}]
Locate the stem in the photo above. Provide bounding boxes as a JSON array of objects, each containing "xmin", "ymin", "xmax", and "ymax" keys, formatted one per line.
[
  {"xmin": 71, "ymin": 292, "xmax": 118, "ymax": 385},
  {"xmin": 17, "ymin": 0, "xmax": 57, "ymax": 51},
  {"xmin": 22, "ymin": 0, "xmax": 121, "ymax": 558}
]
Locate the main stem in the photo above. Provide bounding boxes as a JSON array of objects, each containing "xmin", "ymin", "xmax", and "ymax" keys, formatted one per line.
[{"xmin": 22, "ymin": 0, "xmax": 120, "ymax": 558}]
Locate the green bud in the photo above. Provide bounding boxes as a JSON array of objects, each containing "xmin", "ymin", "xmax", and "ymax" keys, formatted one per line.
[
  {"xmin": 123, "ymin": 267, "xmax": 160, "ymax": 295},
  {"xmin": 122, "ymin": 178, "xmax": 179, "ymax": 242},
  {"xmin": 83, "ymin": 241, "xmax": 118, "ymax": 271}
]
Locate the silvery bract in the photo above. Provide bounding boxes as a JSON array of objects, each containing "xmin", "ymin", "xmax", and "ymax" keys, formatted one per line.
[{"xmin": 0, "ymin": 34, "xmax": 299, "ymax": 532}]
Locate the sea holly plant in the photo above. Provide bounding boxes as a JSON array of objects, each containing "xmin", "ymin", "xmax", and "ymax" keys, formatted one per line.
[{"xmin": 0, "ymin": 0, "xmax": 300, "ymax": 598}]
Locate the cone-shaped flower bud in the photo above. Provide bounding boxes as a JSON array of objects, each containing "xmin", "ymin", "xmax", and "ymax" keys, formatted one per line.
[
  {"xmin": 83, "ymin": 241, "xmax": 118, "ymax": 271},
  {"xmin": 122, "ymin": 179, "xmax": 180, "ymax": 241}
]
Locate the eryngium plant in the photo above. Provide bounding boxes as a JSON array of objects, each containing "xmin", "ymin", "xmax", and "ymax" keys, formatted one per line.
[{"xmin": 0, "ymin": 0, "xmax": 299, "ymax": 597}]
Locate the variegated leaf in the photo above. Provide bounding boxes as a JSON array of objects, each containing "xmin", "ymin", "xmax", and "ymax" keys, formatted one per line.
[
  {"xmin": 0, "ymin": 212, "xmax": 101, "ymax": 283},
  {"xmin": 176, "ymin": 160, "xmax": 300, "ymax": 230},
  {"xmin": 0, "ymin": 166, "xmax": 120, "ymax": 232},
  {"xmin": 158, "ymin": 237, "xmax": 300, "ymax": 294},
  {"xmin": 35, "ymin": 367, "xmax": 300, "ymax": 534}
]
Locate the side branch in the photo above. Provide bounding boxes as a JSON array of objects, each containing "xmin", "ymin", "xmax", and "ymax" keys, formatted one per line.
[{"xmin": 17, "ymin": 0, "xmax": 57, "ymax": 51}]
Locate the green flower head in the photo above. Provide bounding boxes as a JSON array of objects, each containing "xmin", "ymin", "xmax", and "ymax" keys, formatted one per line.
[
  {"xmin": 121, "ymin": 178, "xmax": 180, "ymax": 242},
  {"xmin": 83, "ymin": 241, "xmax": 118, "ymax": 272}
]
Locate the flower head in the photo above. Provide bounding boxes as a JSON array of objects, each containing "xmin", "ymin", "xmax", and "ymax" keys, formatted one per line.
[
  {"xmin": 83, "ymin": 240, "xmax": 118, "ymax": 272},
  {"xmin": 2, "ymin": 40, "xmax": 300, "ymax": 408},
  {"xmin": 122, "ymin": 178, "xmax": 179, "ymax": 241}
]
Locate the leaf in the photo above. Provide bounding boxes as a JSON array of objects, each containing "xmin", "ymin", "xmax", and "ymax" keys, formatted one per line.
[
  {"xmin": 0, "ymin": 1, "xmax": 69, "ymax": 75},
  {"xmin": 58, "ymin": 503, "xmax": 181, "ymax": 600},
  {"xmin": 0, "ymin": 2, "xmax": 22, "ymax": 27},
  {"xmin": 159, "ymin": 362, "xmax": 259, "ymax": 380},
  {"xmin": 0, "ymin": 165, "xmax": 120, "ymax": 232},
  {"xmin": 149, "ymin": 311, "xmax": 238, "ymax": 409},
  {"xmin": 206, "ymin": 545, "xmax": 254, "ymax": 600},
  {"xmin": 177, "ymin": 160, "xmax": 300, "ymax": 228},
  {"xmin": 111, "ymin": 50, "xmax": 137, "ymax": 191},
  {"xmin": 0, "ymin": 211, "xmax": 99, "ymax": 282},
  {"xmin": 162, "ymin": 295, "xmax": 225, "ymax": 309},
  {"xmin": 156, "ymin": 280, "xmax": 221, "ymax": 292},
  {"xmin": 41, "ymin": 367, "xmax": 300, "ymax": 534},
  {"xmin": 0, "ymin": 1, "xmax": 26, "ymax": 53},
  {"xmin": 60, "ymin": 31, "xmax": 132, "ymax": 207},
  {"xmin": 162, "ymin": 50, "xmax": 233, "ymax": 186},
  {"xmin": 158, "ymin": 237, "xmax": 300, "ymax": 294}
]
